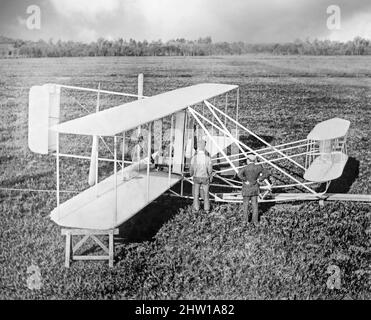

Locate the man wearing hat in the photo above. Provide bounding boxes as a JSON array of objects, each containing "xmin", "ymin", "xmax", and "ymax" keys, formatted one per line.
[
  {"xmin": 237, "ymin": 154, "xmax": 269, "ymax": 225},
  {"xmin": 190, "ymin": 139, "xmax": 213, "ymax": 213}
]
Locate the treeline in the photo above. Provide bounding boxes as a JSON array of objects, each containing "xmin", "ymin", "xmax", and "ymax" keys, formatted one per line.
[{"xmin": 7, "ymin": 36, "xmax": 371, "ymax": 57}]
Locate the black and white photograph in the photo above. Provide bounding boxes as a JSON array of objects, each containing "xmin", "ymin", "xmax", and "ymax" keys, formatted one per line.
[{"xmin": 0, "ymin": 0, "xmax": 370, "ymax": 305}]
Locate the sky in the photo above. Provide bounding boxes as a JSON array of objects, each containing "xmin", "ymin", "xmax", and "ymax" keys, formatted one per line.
[{"xmin": 0, "ymin": 0, "xmax": 370, "ymax": 43}]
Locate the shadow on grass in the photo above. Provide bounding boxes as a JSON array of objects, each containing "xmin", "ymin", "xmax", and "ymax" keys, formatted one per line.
[
  {"xmin": 74, "ymin": 196, "xmax": 190, "ymax": 256},
  {"xmin": 326, "ymin": 157, "xmax": 360, "ymax": 193},
  {"xmin": 116, "ymin": 195, "xmax": 192, "ymax": 243},
  {"xmin": 259, "ymin": 202, "xmax": 276, "ymax": 219},
  {"xmin": 239, "ymin": 134, "xmax": 275, "ymax": 150}
]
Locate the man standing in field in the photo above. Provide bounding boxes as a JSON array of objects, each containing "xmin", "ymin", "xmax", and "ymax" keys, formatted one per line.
[
  {"xmin": 238, "ymin": 154, "xmax": 269, "ymax": 225},
  {"xmin": 190, "ymin": 139, "xmax": 213, "ymax": 213},
  {"xmin": 131, "ymin": 135, "xmax": 146, "ymax": 163}
]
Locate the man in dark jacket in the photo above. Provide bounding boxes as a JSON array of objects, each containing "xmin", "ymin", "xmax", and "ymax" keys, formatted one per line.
[{"xmin": 237, "ymin": 154, "xmax": 269, "ymax": 225}]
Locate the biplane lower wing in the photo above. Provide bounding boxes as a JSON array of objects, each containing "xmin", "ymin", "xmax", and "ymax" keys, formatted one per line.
[
  {"xmin": 50, "ymin": 170, "xmax": 181, "ymax": 230},
  {"xmin": 304, "ymin": 152, "xmax": 348, "ymax": 183}
]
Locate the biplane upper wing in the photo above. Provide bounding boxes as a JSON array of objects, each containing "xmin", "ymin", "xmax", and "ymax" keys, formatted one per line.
[
  {"xmin": 51, "ymin": 83, "xmax": 238, "ymax": 136},
  {"xmin": 307, "ymin": 118, "xmax": 350, "ymax": 140}
]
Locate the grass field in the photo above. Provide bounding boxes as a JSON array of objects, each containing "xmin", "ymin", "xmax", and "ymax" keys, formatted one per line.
[{"xmin": 0, "ymin": 55, "xmax": 370, "ymax": 299}]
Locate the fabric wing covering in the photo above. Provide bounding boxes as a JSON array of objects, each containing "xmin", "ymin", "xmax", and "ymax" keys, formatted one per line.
[
  {"xmin": 307, "ymin": 118, "xmax": 350, "ymax": 140},
  {"xmin": 52, "ymin": 83, "xmax": 238, "ymax": 136}
]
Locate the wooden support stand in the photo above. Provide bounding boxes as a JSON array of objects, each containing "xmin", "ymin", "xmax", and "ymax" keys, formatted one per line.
[{"xmin": 61, "ymin": 228, "xmax": 119, "ymax": 268}]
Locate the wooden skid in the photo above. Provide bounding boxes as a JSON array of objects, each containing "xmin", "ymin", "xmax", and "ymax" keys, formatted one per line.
[
  {"xmin": 216, "ymin": 193, "xmax": 371, "ymax": 203},
  {"xmin": 325, "ymin": 193, "xmax": 371, "ymax": 202},
  {"xmin": 62, "ymin": 228, "xmax": 119, "ymax": 268}
]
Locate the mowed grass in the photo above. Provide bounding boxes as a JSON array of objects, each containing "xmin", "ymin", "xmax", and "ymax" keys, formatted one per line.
[{"xmin": 0, "ymin": 55, "xmax": 370, "ymax": 299}]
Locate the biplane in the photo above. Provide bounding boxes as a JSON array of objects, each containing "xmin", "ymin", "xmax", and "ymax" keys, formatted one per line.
[{"xmin": 28, "ymin": 75, "xmax": 370, "ymax": 266}]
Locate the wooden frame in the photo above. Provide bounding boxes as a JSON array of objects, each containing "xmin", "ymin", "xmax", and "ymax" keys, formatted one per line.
[{"xmin": 62, "ymin": 228, "xmax": 119, "ymax": 268}]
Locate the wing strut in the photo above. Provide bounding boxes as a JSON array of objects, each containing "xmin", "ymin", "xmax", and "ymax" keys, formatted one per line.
[{"xmin": 188, "ymin": 106, "xmax": 319, "ymax": 196}]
